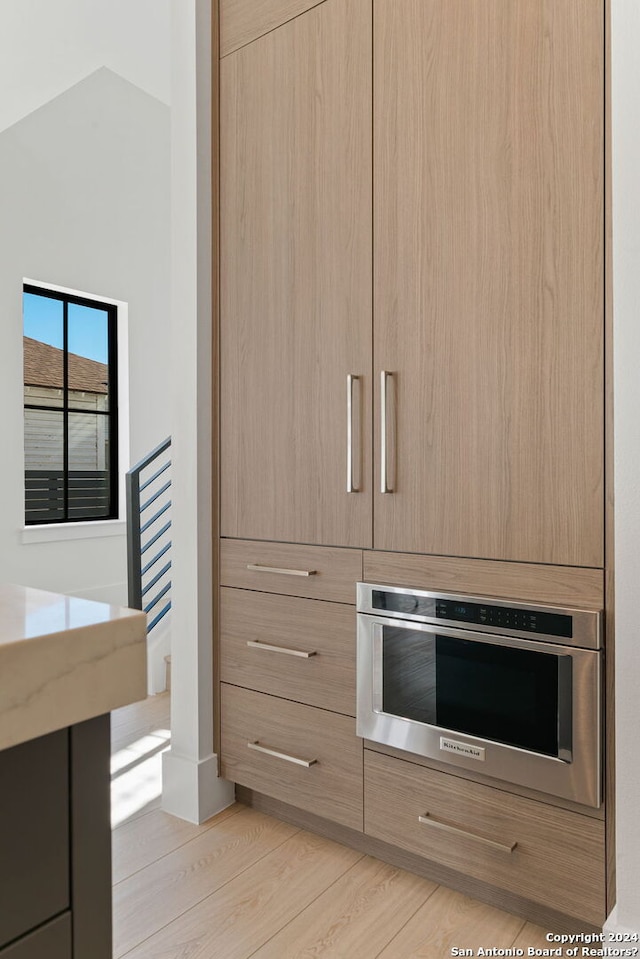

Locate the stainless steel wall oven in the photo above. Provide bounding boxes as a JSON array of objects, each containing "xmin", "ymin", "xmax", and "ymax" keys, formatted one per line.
[{"xmin": 357, "ymin": 583, "xmax": 602, "ymax": 807}]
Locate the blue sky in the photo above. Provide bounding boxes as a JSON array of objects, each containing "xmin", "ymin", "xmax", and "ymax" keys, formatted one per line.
[{"xmin": 23, "ymin": 291, "xmax": 109, "ymax": 364}]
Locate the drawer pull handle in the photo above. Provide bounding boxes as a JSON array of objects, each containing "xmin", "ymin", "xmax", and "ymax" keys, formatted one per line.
[
  {"xmin": 247, "ymin": 741, "xmax": 318, "ymax": 767},
  {"xmin": 246, "ymin": 564, "xmax": 317, "ymax": 577},
  {"xmin": 418, "ymin": 813, "xmax": 517, "ymax": 854},
  {"xmin": 247, "ymin": 640, "xmax": 317, "ymax": 658}
]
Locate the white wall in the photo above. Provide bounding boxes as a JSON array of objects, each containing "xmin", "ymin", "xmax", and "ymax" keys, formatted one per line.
[
  {"xmin": 161, "ymin": 0, "xmax": 234, "ymax": 823},
  {"xmin": 609, "ymin": 0, "xmax": 640, "ymax": 937},
  {"xmin": 0, "ymin": 2, "xmax": 171, "ymax": 606},
  {"xmin": 0, "ymin": 0, "xmax": 170, "ymax": 133}
]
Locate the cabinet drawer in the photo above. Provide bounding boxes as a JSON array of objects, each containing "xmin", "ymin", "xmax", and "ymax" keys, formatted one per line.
[
  {"xmin": 220, "ymin": 539, "xmax": 362, "ymax": 603},
  {"xmin": 221, "ymin": 685, "xmax": 363, "ymax": 830},
  {"xmin": 363, "ymin": 551, "xmax": 604, "ymax": 609},
  {"xmin": 220, "ymin": 589, "xmax": 356, "ymax": 715},
  {"xmin": 364, "ymin": 750, "xmax": 605, "ymax": 925}
]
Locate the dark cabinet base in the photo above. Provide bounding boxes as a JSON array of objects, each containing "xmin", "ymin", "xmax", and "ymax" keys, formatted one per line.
[
  {"xmin": 0, "ymin": 916, "xmax": 71, "ymax": 959},
  {"xmin": 0, "ymin": 731, "xmax": 69, "ymax": 948},
  {"xmin": 0, "ymin": 716, "xmax": 112, "ymax": 959}
]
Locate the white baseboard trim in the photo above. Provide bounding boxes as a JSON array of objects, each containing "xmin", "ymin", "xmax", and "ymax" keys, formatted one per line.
[
  {"xmin": 603, "ymin": 906, "xmax": 640, "ymax": 937},
  {"xmin": 161, "ymin": 750, "xmax": 235, "ymax": 824}
]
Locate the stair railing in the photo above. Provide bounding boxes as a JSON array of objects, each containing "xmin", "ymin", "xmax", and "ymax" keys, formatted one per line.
[{"xmin": 126, "ymin": 437, "xmax": 172, "ymax": 631}]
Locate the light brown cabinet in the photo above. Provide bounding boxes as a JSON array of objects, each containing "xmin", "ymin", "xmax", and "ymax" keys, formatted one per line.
[
  {"xmin": 220, "ymin": 0, "xmax": 604, "ymax": 568},
  {"xmin": 216, "ymin": 0, "xmax": 608, "ymax": 928},
  {"xmin": 220, "ymin": 0, "xmax": 373, "ymax": 549},
  {"xmin": 219, "ymin": 539, "xmax": 362, "ymax": 603},
  {"xmin": 364, "ymin": 750, "xmax": 605, "ymax": 925},
  {"xmin": 218, "ymin": 540, "xmax": 364, "ymax": 830},
  {"xmin": 373, "ymin": 0, "xmax": 604, "ymax": 567},
  {"xmin": 221, "ymin": 684, "xmax": 364, "ymax": 831},
  {"xmin": 220, "ymin": 588, "xmax": 357, "ymax": 716}
]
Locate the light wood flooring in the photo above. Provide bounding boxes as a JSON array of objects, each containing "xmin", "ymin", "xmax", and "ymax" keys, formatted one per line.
[{"xmin": 111, "ymin": 695, "xmax": 553, "ymax": 958}]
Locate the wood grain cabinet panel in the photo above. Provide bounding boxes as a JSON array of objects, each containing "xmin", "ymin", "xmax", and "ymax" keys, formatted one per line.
[
  {"xmin": 221, "ymin": 685, "xmax": 363, "ymax": 830},
  {"xmin": 220, "ymin": 588, "xmax": 356, "ymax": 715},
  {"xmin": 220, "ymin": 0, "xmax": 325, "ymax": 57},
  {"xmin": 220, "ymin": 0, "xmax": 373, "ymax": 548},
  {"xmin": 373, "ymin": 0, "xmax": 604, "ymax": 566},
  {"xmin": 364, "ymin": 750, "xmax": 606, "ymax": 925},
  {"xmin": 220, "ymin": 539, "xmax": 362, "ymax": 604},
  {"xmin": 364, "ymin": 551, "xmax": 604, "ymax": 610}
]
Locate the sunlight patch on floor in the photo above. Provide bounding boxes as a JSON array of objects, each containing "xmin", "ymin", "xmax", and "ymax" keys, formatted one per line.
[{"xmin": 111, "ymin": 728, "xmax": 171, "ymax": 827}]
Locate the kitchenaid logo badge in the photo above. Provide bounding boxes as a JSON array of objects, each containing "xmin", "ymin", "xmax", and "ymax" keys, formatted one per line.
[{"xmin": 440, "ymin": 737, "xmax": 486, "ymax": 761}]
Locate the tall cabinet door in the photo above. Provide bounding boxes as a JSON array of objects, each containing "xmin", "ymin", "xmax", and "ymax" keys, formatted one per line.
[
  {"xmin": 374, "ymin": 0, "xmax": 604, "ymax": 566},
  {"xmin": 220, "ymin": 0, "xmax": 372, "ymax": 548}
]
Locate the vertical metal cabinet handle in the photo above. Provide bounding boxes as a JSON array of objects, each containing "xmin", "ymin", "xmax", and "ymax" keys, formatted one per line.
[
  {"xmin": 347, "ymin": 374, "xmax": 359, "ymax": 493},
  {"xmin": 246, "ymin": 639, "xmax": 317, "ymax": 658},
  {"xmin": 418, "ymin": 813, "xmax": 517, "ymax": 854},
  {"xmin": 247, "ymin": 741, "xmax": 318, "ymax": 767},
  {"xmin": 380, "ymin": 370, "xmax": 392, "ymax": 493}
]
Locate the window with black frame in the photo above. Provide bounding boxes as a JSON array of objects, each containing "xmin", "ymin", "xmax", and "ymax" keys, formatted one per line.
[{"xmin": 23, "ymin": 285, "xmax": 118, "ymax": 524}]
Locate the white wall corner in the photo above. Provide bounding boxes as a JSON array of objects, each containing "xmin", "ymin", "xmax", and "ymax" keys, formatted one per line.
[
  {"xmin": 161, "ymin": 751, "xmax": 235, "ymax": 824},
  {"xmin": 603, "ymin": 907, "xmax": 640, "ymax": 939},
  {"xmin": 163, "ymin": 0, "xmax": 222, "ymax": 825},
  {"xmin": 147, "ymin": 612, "xmax": 171, "ymax": 695},
  {"xmin": 612, "ymin": 0, "xmax": 640, "ymax": 939}
]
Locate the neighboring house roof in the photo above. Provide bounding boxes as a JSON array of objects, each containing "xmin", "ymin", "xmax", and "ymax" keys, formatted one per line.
[{"xmin": 23, "ymin": 336, "xmax": 108, "ymax": 394}]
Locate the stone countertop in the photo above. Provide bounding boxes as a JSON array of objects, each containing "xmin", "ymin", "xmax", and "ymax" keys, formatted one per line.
[{"xmin": 0, "ymin": 583, "xmax": 147, "ymax": 751}]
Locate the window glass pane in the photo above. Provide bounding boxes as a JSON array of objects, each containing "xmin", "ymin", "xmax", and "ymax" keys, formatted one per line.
[
  {"xmin": 23, "ymin": 287, "xmax": 118, "ymax": 525},
  {"xmin": 67, "ymin": 304, "xmax": 110, "ymax": 411},
  {"xmin": 24, "ymin": 409, "xmax": 65, "ymax": 522},
  {"xmin": 68, "ymin": 412, "xmax": 111, "ymax": 519},
  {"xmin": 23, "ymin": 292, "xmax": 64, "ymax": 409}
]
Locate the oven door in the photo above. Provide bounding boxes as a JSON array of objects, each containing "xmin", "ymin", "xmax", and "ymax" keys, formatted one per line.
[{"xmin": 357, "ymin": 614, "xmax": 601, "ymax": 807}]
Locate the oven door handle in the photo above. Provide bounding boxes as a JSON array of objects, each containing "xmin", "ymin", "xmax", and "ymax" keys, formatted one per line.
[{"xmin": 418, "ymin": 813, "xmax": 517, "ymax": 854}]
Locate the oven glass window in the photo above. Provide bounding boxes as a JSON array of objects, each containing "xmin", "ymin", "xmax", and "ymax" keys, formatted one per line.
[{"xmin": 381, "ymin": 628, "xmax": 562, "ymax": 757}]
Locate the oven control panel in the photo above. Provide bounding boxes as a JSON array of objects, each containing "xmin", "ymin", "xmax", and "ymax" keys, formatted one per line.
[
  {"xmin": 359, "ymin": 583, "xmax": 602, "ymax": 649},
  {"xmin": 434, "ymin": 599, "xmax": 572, "ymax": 638}
]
